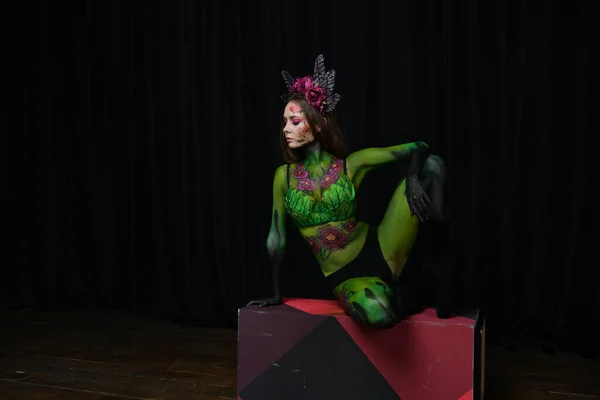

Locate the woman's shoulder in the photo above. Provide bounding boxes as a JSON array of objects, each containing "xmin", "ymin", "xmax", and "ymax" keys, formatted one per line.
[
  {"xmin": 273, "ymin": 164, "xmax": 290, "ymax": 185},
  {"xmin": 274, "ymin": 164, "xmax": 288, "ymax": 175},
  {"xmin": 276, "ymin": 162, "xmax": 301, "ymax": 173}
]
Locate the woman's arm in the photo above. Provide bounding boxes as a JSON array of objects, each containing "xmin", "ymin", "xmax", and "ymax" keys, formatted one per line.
[
  {"xmin": 265, "ymin": 165, "xmax": 288, "ymax": 300},
  {"xmin": 248, "ymin": 164, "xmax": 288, "ymax": 306},
  {"xmin": 346, "ymin": 141, "xmax": 430, "ymax": 183},
  {"xmin": 347, "ymin": 141, "xmax": 435, "ymax": 221}
]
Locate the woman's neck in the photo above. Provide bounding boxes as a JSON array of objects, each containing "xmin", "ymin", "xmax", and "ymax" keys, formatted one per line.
[{"xmin": 303, "ymin": 141, "xmax": 328, "ymax": 165}]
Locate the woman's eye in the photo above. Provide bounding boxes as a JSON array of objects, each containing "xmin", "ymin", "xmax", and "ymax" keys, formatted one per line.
[{"xmin": 292, "ymin": 121, "xmax": 301, "ymax": 126}]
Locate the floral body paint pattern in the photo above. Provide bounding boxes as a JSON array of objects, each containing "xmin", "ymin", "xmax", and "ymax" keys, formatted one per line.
[
  {"xmin": 304, "ymin": 220, "xmax": 362, "ymax": 261},
  {"xmin": 284, "ymin": 157, "xmax": 356, "ymax": 228}
]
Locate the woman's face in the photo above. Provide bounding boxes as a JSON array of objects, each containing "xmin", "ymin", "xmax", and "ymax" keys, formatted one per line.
[{"xmin": 282, "ymin": 102, "xmax": 314, "ymax": 149}]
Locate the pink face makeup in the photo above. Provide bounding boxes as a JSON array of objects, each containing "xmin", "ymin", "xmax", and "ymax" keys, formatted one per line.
[{"xmin": 283, "ymin": 102, "xmax": 314, "ymax": 149}]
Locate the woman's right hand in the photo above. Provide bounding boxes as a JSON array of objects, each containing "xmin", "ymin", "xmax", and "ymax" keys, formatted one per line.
[{"xmin": 246, "ymin": 296, "xmax": 283, "ymax": 307}]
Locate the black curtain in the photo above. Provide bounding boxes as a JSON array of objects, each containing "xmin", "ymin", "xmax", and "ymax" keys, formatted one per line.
[{"xmin": 7, "ymin": 0, "xmax": 598, "ymax": 353}]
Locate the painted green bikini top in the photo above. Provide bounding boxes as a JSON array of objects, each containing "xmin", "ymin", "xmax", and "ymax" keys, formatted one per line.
[{"xmin": 284, "ymin": 157, "xmax": 357, "ymax": 228}]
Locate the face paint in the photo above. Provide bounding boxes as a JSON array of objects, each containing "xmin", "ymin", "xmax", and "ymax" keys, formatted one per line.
[
  {"xmin": 283, "ymin": 102, "xmax": 314, "ymax": 149},
  {"xmin": 299, "ymin": 123, "xmax": 312, "ymax": 139}
]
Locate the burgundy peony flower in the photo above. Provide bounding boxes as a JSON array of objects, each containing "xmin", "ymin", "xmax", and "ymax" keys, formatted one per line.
[
  {"xmin": 289, "ymin": 76, "xmax": 325, "ymax": 110},
  {"xmin": 329, "ymin": 158, "xmax": 343, "ymax": 173},
  {"xmin": 343, "ymin": 220, "xmax": 358, "ymax": 232},
  {"xmin": 290, "ymin": 76, "xmax": 314, "ymax": 93},
  {"xmin": 317, "ymin": 226, "xmax": 349, "ymax": 251},
  {"xmin": 293, "ymin": 168, "xmax": 309, "ymax": 179},
  {"xmin": 298, "ymin": 178, "xmax": 315, "ymax": 191},
  {"xmin": 320, "ymin": 172, "xmax": 339, "ymax": 188},
  {"xmin": 306, "ymin": 237, "xmax": 321, "ymax": 254},
  {"xmin": 305, "ymin": 87, "xmax": 325, "ymax": 110}
]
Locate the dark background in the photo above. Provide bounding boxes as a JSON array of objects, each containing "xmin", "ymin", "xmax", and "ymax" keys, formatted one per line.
[{"xmin": 6, "ymin": 0, "xmax": 598, "ymax": 355}]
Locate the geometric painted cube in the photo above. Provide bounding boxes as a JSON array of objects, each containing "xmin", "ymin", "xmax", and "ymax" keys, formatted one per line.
[{"xmin": 238, "ymin": 298, "xmax": 485, "ymax": 400}]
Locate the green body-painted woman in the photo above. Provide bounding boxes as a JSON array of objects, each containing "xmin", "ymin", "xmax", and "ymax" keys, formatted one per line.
[{"xmin": 248, "ymin": 55, "xmax": 454, "ymax": 328}]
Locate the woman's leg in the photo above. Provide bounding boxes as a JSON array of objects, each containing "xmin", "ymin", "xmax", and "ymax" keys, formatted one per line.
[
  {"xmin": 377, "ymin": 155, "xmax": 447, "ymax": 279},
  {"xmin": 333, "ymin": 277, "xmax": 399, "ymax": 329},
  {"xmin": 330, "ymin": 155, "xmax": 448, "ymax": 326}
]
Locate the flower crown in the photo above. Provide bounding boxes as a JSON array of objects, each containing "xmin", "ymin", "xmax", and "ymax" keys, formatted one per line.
[{"xmin": 280, "ymin": 54, "xmax": 341, "ymax": 114}]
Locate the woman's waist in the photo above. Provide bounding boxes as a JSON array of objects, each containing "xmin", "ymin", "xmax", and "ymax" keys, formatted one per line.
[
  {"xmin": 289, "ymin": 208, "xmax": 356, "ymax": 228},
  {"xmin": 298, "ymin": 219, "xmax": 369, "ymax": 274},
  {"xmin": 297, "ymin": 217, "xmax": 364, "ymax": 237}
]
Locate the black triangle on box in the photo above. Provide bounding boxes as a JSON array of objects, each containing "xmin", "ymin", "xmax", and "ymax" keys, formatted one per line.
[
  {"xmin": 238, "ymin": 305, "xmax": 329, "ymax": 391},
  {"xmin": 240, "ymin": 317, "xmax": 401, "ymax": 400}
]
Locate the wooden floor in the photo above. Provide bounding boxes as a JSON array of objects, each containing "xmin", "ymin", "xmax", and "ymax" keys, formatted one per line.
[{"xmin": 0, "ymin": 310, "xmax": 598, "ymax": 400}]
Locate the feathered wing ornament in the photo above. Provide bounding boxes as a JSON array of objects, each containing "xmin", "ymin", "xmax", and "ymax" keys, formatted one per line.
[
  {"xmin": 313, "ymin": 54, "xmax": 327, "ymax": 86},
  {"xmin": 280, "ymin": 54, "xmax": 342, "ymax": 113},
  {"xmin": 322, "ymin": 70, "xmax": 336, "ymax": 97},
  {"xmin": 281, "ymin": 71, "xmax": 294, "ymax": 90},
  {"xmin": 325, "ymin": 93, "xmax": 341, "ymax": 112}
]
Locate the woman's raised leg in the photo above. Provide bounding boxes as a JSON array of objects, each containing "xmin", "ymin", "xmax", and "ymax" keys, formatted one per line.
[{"xmin": 376, "ymin": 155, "xmax": 447, "ymax": 279}]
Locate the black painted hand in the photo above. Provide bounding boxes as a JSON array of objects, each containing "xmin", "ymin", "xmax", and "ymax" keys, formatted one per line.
[
  {"xmin": 405, "ymin": 175, "xmax": 437, "ymax": 222},
  {"xmin": 246, "ymin": 296, "xmax": 283, "ymax": 307}
]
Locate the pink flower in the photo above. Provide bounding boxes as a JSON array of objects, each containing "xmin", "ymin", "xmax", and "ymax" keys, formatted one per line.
[
  {"xmin": 293, "ymin": 168, "xmax": 309, "ymax": 179},
  {"xmin": 306, "ymin": 237, "xmax": 321, "ymax": 254},
  {"xmin": 317, "ymin": 226, "xmax": 349, "ymax": 251},
  {"xmin": 290, "ymin": 77, "xmax": 314, "ymax": 93},
  {"xmin": 343, "ymin": 220, "xmax": 358, "ymax": 232},
  {"xmin": 289, "ymin": 77, "xmax": 325, "ymax": 110},
  {"xmin": 298, "ymin": 178, "xmax": 315, "ymax": 191},
  {"xmin": 320, "ymin": 172, "xmax": 338, "ymax": 188},
  {"xmin": 329, "ymin": 158, "xmax": 343, "ymax": 173},
  {"xmin": 305, "ymin": 87, "xmax": 325, "ymax": 110}
]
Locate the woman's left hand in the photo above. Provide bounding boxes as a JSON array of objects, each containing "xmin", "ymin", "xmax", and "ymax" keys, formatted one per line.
[{"xmin": 405, "ymin": 176, "xmax": 437, "ymax": 222}]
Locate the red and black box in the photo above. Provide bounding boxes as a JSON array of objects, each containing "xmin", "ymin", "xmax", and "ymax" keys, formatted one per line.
[{"xmin": 237, "ymin": 297, "xmax": 485, "ymax": 400}]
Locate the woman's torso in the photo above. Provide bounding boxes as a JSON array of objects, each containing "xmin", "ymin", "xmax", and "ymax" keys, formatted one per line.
[{"xmin": 284, "ymin": 155, "xmax": 369, "ymax": 276}]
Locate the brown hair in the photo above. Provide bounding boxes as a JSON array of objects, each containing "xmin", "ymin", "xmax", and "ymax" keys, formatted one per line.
[{"xmin": 279, "ymin": 94, "xmax": 348, "ymax": 164}]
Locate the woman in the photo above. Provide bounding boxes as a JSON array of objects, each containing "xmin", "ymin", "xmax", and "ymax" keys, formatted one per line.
[{"xmin": 248, "ymin": 55, "xmax": 451, "ymax": 329}]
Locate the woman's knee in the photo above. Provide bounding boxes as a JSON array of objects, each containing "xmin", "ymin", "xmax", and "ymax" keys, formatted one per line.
[
  {"xmin": 418, "ymin": 155, "xmax": 447, "ymax": 195},
  {"xmin": 347, "ymin": 291, "xmax": 398, "ymax": 329},
  {"xmin": 422, "ymin": 154, "xmax": 447, "ymax": 180}
]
